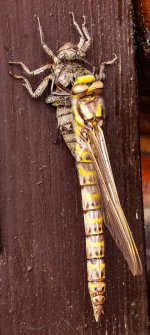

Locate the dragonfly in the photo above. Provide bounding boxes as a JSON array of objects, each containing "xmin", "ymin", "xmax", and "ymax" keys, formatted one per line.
[{"xmin": 9, "ymin": 13, "xmax": 142, "ymax": 322}]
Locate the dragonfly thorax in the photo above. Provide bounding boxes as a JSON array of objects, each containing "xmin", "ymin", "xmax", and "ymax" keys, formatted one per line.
[{"xmin": 72, "ymin": 75, "xmax": 104, "ymax": 128}]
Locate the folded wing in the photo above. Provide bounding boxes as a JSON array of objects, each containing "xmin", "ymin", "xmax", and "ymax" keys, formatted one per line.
[{"xmin": 87, "ymin": 126, "xmax": 142, "ymax": 276}]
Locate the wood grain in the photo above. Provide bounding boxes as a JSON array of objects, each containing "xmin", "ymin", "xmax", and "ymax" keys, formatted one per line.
[{"xmin": 0, "ymin": 1, "xmax": 149, "ymax": 334}]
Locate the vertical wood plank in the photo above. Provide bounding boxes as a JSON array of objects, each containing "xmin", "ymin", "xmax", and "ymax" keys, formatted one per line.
[{"xmin": 0, "ymin": 0, "xmax": 149, "ymax": 334}]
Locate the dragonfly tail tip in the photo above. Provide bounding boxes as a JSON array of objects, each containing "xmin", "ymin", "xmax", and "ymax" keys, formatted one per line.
[{"xmin": 93, "ymin": 305, "xmax": 104, "ymax": 322}]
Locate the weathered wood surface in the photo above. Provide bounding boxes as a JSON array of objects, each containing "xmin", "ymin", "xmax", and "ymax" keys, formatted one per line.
[
  {"xmin": 135, "ymin": 0, "xmax": 150, "ymax": 56},
  {"xmin": 0, "ymin": 1, "xmax": 149, "ymax": 334},
  {"xmin": 134, "ymin": 0, "xmax": 150, "ymax": 96}
]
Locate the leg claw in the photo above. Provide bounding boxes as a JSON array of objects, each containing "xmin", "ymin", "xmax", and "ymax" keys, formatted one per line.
[{"xmin": 82, "ymin": 15, "xmax": 86, "ymax": 27}]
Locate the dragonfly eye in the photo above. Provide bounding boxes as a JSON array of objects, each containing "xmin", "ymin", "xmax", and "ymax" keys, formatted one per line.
[
  {"xmin": 72, "ymin": 84, "xmax": 88, "ymax": 96},
  {"xmin": 90, "ymin": 81, "xmax": 104, "ymax": 92}
]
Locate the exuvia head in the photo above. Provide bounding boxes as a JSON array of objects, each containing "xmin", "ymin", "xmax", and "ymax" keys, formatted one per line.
[
  {"xmin": 71, "ymin": 75, "xmax": 104, "ymax": 98},
  {"xmin": 58, "ymin": 43, "xmax": 86, "ymax": 61}
]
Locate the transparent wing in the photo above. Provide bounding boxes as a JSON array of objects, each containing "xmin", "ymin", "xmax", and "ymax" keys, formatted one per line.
[{"xmin": 87, "ymin": 125, "xmax": 142, "ymax": 276}]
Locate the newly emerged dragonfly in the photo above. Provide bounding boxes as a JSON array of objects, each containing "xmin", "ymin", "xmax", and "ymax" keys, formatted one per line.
[{"xmin": 9, "ymin": 13, "xmax": 142, "ymax": 322}]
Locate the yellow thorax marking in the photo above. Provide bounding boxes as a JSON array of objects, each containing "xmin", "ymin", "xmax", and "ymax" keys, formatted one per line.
[
  {"xmin": 73, "ymin": 106, "xmax": 85, "ymax": 127},
  {"xmin": 74, "ymin": 125, "xmax": 81, "ymax": 137},
  {"xmin": 74, "ymin": 75, "xmax": 96, "ymax": 85},
  {"xmin": 96, "ymin": 103, "xmax": 102, "ymax": 117},
  {"xmin": 80, "ymin": 96, "xmax": 96, "ymax": 101}
]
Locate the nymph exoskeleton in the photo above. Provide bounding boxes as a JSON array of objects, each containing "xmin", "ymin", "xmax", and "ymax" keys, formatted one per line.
[{"xmin": 9, "ymin": 13, "xmax": 142, "ymax": 322}]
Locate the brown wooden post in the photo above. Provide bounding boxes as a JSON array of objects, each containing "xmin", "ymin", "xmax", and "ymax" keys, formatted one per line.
[{"xmin": 0, "ymin": 1, "xmax": 149, "ymax": 334}]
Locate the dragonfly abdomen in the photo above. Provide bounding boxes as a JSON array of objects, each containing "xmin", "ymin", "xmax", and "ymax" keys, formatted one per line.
[
  {"xmin": 77, "ymin": 145, "xmax": 105, "ymax": 322},
  {"xmin": 57, "ymin": 104, "xmax": 106, "ymax": 321}
]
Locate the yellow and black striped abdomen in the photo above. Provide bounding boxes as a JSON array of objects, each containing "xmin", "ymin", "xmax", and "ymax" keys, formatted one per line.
[{"xmin": 76, "ymin": 141, "xmax": 105, "ymax": 321}]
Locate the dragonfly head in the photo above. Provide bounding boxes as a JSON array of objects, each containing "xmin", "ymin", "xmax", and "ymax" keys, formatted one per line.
[{"xmin": 71, "ymin": 75, "xmax": 104, "ymax": 98}]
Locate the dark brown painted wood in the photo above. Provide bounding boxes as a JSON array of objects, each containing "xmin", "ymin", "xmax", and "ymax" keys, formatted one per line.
[
  {"xmin": 135, "ymin": 0, "xmax": 150, "ymax": 56},
  {"xmin": 0, "ymin": 1, "xmax": 149, "ymax": 334},
  {"xmin": 133, "ymin": 1, "xmax": 150, "ymax": 97}
]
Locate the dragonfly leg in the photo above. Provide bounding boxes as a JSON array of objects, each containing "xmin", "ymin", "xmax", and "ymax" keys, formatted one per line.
[
  {"xmin": 70, "ymin": 12, "xmax": 85, "ymax": 49},
  {"xmin": 35, "ymin": 15, "xmax": 59, "ymax": 64},
  {"xmin": 9, "ymin": 71, "xmax": 52, "ymax": 98},
  {"xmin": 9, "ymin": 61, "xmax": 53, "ymax": 76},
  {"xmin": 98, "ymin": 54, "xmax": 118, "ymax": 80},
  {"xmin": 81, "ymin": 15, "xmax": 91, "ymax": 52},
  {"xmin": 70, "ymin": 12, "xmax": 91, "ymax": 52},
  {"xmin": 50, "ymin": 74, "xmax": 71, "ymax": 96}
]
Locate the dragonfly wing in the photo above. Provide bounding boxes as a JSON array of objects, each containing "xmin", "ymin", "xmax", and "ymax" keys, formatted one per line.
[{"xmin": 87, "ymin": 126, "xmax": 142, "ymax": 276}]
